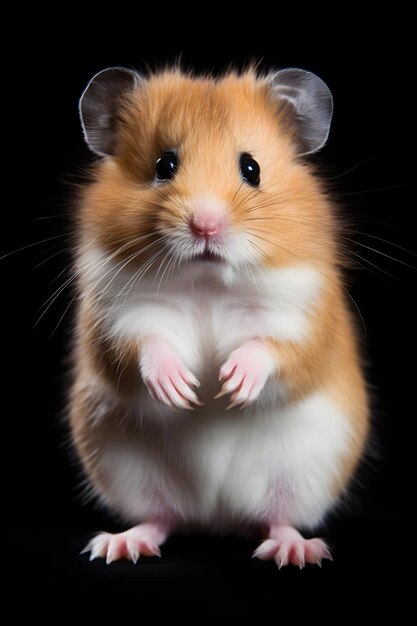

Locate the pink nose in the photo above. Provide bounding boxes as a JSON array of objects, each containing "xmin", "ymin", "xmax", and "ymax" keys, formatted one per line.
[{"xmin": 189, "ymin": 213, "xmax": 224, "ymax": 238}]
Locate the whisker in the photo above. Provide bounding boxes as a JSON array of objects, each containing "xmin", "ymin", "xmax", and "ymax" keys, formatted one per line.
[
  {"xmin": 230, "ymin": 181, "xmax": 245, "ymax": 205},
  {"xmin": 0, "ymin": 234, "xmax": 68, "ymax": 261},
  {"xmin": 166, "ymin": 246, "xmax": 183, "ymax": 283},
  {"xmin": 76, "ymin": 240, "xmax": 164, "ymax": 334},
  {"xmin": 32, "ymin": 215, "xmax": 65, "ymax": 221},
  {"xmin": 155, "ymin": 247, "xmax": 176, "ymax": 295},
  {"xmin": 244, "ymin": 213, "xmax": 416, "ymax": 265},
  {"xmin": 111, "ymin": 244, "xmax": 169, "ymax": 315},
  {"xmin": 36, "ymin": 234, "xmax": 155, "ymax": 326},
  {"xmin": 123, "ymin": 247, "xmax": 167, "ymax": 293},
  {"xmin": 234, "ymin": 189, "xmax": 264, "ymax": 213},
  {"xmin": 32, "ymin": 248, "xmax": 66, "ymax": 271},
  {"xmin": 348, "ymin": 250, "xmax": 397, "ymax": 280},
  {"xmin": 244, "ymin": 246, "xmax": 261, "ymax": 290},
  {"xmin": 50, "ymin": 294, "xmax": 78, "ymax": 338},
  {"xmin": 343, "ymin": 184, "xmax": 403, "ymax": 196},
  {"xmin": 85, "ymin": 237, "xmax": 166, "ymax": 308},
  {"xmin": 347, "ymin": 232, "xmax": 416, "ymax": 257},
  {"xmin": 326, "ymin": 155, "xmax": 380, "ymax": 180},
  {"xmin": 39, "ymin": 236, "xmax": 143, "ymax": 310},
  {"xmin": 342, "ymin": 237, "xmax": 416, "ymax": 270},
  {"xmin": 111, "ymin": 236, "xmax": 171, "ymax": 304},
  {"xmin": 154, "ymin": 186, "xmax": 185, "ymax": 212},
  {"xmin": 248, "ymin": 239, "xmax": 264, "ymax": 256},
  {"xmin": 342, "ymin": 287, "xmax": 367, "ymax": 339},
  {"xmin": 248, "ymin": 231, "xmax": 301, "ymax": 259}
]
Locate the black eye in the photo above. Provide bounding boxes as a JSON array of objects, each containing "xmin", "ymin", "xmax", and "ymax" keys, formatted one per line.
[
  {"xmin": 239, "ymin": 153, "xmax": 260, "ymax": 186},
  {"xmin": 156, "ymin": 152, "xmax": 178, "ymax": 181}
]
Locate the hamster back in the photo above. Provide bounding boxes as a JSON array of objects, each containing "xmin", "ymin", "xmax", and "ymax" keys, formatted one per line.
[{"xmin": 72, "ymin": 67, "xmax": 369, "ymax": 567}]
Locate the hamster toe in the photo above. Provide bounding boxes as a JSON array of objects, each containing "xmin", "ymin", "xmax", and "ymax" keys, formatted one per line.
[{"xmin": 253, "ymin": 526, "xmax": 332, "ymax": 569}]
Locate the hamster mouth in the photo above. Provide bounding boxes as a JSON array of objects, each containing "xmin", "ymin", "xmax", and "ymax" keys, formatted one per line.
[{"xmin": 193, "ymin": 248, "xmax": 223, "ymax": 263}]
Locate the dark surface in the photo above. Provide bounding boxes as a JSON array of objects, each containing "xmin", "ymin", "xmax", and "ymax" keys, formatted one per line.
[
  {"xmin": 8, "ymin": 519, "xmax": 414, "ymax": 620},
  {"xmin": 4, "ymin": 16, "xmax": 415, "ymax": 621}
]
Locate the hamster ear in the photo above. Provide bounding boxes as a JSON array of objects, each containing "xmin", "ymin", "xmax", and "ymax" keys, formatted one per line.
[
  {"xmin": 268, "ymin": 69, "xmax": 333, "ymax": 155},
  {"xmin": 79, "ymin": 67, "xmax": 141, "ymax": 156}
]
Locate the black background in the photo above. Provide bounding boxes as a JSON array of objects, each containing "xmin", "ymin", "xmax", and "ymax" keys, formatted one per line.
[{"xmin": 4, "ymin": 16, "xmax": 415, "ymax": 621}]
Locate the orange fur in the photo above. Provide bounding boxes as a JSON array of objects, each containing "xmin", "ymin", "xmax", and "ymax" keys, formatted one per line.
[{"xmin": 72, "ymin": 69, "xmax": 369, "ymax": 508}]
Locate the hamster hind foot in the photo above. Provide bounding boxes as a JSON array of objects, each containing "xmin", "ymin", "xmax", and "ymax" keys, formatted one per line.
[
  {"xmin": 81, "ymin": 521, "xmax": 170, "ymax": 564},
  {"xmin": 253, "ymin": 525, "xmax": 332, "ymax": 569}
]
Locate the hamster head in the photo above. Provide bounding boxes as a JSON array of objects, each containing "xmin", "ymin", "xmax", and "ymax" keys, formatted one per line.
[{"xmin": 79, "ymin": 67, "xmax": 335, "ymax": 280}]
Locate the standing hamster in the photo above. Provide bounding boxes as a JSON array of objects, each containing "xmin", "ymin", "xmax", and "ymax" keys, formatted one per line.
[{"xmin": 73, "ymin": 67, "xmax": 368, "ymax": 567}]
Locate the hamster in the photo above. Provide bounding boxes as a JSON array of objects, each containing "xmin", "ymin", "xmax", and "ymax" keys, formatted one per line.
[{"xmin": 73, "ymin": 66, "xmax": 369, "ymax": 568}]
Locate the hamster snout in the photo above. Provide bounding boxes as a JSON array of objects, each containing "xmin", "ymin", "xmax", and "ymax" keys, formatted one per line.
[{"xmin": 188, "ymin": 195, "xmax": 227, "ymax": 239}]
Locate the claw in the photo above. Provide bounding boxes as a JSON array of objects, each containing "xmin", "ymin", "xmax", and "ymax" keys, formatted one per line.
[
  {"xmin": 145, "ymin": 383, "xmax": 157, "ymax": 402},
  {"xmin": 106, "ymin": 547, "xmax": 115, "ymax": 565},
  {"xmin": 276, "ymin": 545, "xmax": 289, "ymax": 569},
  {"xmin": 219, "ymin": 366, "xmax": 236, "ymax": 382},
  {"xmin": 217, "ymin": 341, "xmax": 274, "ymax": 407},
  {"xmin": 89, "ymin": 549, "xmax": 100, "ymax": 562},
  {"xmin": 82, "ymin": 524, "xmax": 167, "ymax": 565},
  {"xmin": 255, "ymin": 528, "xmax": 332, "ymax": 570},
  {"xmin": 323, "ymin": 548, "xmax": 333, "ymax": 562},
  {"xmin": 80, "ymin": 542, "xmax": 92, "ymax": 556},
  {"xmin": 293, "ymin": 542, "xmax": 305, "ymax": 569},
  {"xmin": 126, "ymin": 538, "xmax": 139, "ymax": 564},
  {"xmin": 186, "ymin": 392, "xmax": 203, "ymax": 407},
  {"xmin": 151, "ymin": 544, "xmax": 162, "ymax": 558},
  {"xmin": 253, "ymin": 539, "xmax": 279, "ymax": 560},
  {"xmin": 214, "ymin": 388, "xmax": 228, "ymax": 399},
  {"xmin": 88, "ymin": 540, "xmax": 107, "ymax": 562},
  {"xmin": 140, "ymin": 339, "xmax": 201, "ymax": 410},
  {"xmin": 226, "ymin": 397, "xmax": 245, "ymax": 410}
]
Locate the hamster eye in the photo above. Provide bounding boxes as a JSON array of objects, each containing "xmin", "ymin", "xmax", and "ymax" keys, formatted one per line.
[
  {"xmin": 239, "ymin": 154, "xmax": 260, "ymax": 187},
  {"xmin": 155, "ymin": 152, "xmax": 178, "ymax": 181}
]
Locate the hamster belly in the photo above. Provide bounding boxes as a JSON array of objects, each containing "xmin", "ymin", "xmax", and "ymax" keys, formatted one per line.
[{"xmin": 91, "ymin": 273, "xmax": 351, "ymax": 531}]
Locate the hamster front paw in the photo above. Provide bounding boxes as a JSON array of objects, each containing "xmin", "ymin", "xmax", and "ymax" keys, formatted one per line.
[
  {"xmin": 216, "ymin": 339, "xmax": 276, "ymax": 409},
  {"xmin": 139, "ymin": 336, "xmax": 201, "ymax": 410}
]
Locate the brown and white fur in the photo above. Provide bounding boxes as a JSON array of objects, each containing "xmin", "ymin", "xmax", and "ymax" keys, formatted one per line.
[{"xmin": 72, "ymin": 67, "xmax": 369, "ymax": 568}]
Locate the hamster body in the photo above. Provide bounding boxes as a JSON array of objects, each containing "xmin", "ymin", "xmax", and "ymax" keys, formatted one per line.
[{"xmin": 73, "ymin": 68, "xmax": 369, "ymax": 566}]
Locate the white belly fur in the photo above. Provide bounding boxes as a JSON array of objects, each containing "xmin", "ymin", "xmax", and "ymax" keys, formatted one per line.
[
  {"xmin": 99, "ymin": 391, "xmax": 350, "ymax": 531},
  {"xmin": 85, "ymin": 253, "xmax": 350, "ymax": 530}
]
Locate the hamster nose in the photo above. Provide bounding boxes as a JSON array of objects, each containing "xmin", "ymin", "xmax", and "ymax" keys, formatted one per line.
[
  {"xmin": 190, "ymin": 216, "xmax": 221, "ymax": 238},
  {"xmin": 189, "ymin": 211, "xmax": 225, "ymax": 239},
  {"xmin": 189, "ymin": 195, "xmax": 227, "ymax": 239}
]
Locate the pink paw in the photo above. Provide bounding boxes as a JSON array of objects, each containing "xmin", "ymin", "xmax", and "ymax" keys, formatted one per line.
[
  {"xmin": 139, "ymin": 336, "xmax": 201, "ymax": 410},
  {"xmin": 253, "ymin": 526, "xmax": 332, "ymax": 569},
  {"xmin": 81, "ymin": 523, "xmax": 167, "ymax": 564},
  {"xmin": 216, "ymin": 339, "xmax": 275, "ymax": 409}
]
